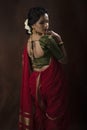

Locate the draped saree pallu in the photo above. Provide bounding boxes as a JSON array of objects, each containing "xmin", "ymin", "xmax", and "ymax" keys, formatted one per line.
[
  {"xmin": 19, "ymin": 47, "xmax": 69, "ymax": 130},
  {"xmin": 19, "ymin": 46, "xmax": 33, "ymax": 130}
]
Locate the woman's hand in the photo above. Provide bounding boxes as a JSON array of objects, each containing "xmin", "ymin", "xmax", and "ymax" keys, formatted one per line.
[{"xmin": 47, "ymin": 30, "xmax": 62, "ymax": 42}]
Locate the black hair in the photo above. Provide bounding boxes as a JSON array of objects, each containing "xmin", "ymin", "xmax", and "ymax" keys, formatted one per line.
[{"xmin": 27, "ymin": 6, "xmax": 48, "ymax": 26}]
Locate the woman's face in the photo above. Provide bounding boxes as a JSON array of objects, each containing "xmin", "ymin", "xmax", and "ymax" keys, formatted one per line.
[{"xmin": 32, "ymin": 13, "xmax": 49, "ymax": 34}]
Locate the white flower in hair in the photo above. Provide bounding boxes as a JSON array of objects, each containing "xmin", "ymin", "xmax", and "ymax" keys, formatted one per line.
[{"xmin": 24, "ymin": 19, "xmax": 31, "ymax": 34}]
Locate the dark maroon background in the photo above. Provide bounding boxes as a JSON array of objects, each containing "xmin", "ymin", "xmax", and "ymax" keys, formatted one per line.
[{"xmin": 0, "ymin": 0, "xmax": 87, "ymax": 130}]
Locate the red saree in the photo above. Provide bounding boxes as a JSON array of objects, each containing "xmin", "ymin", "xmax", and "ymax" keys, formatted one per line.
[{"xmin": 19, "ymin": 46, "xmax": 70, "ymax": 130}]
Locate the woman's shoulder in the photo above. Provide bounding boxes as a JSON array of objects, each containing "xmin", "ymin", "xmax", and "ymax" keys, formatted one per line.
[{"xmin": 39, "ymin": 34, "xmax": 54, "ymax": 44}]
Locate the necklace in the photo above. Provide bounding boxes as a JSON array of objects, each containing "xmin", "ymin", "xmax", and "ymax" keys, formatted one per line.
[{"xmin": 30, "ymin": 32, "xmax": 44, "ymax": 41}]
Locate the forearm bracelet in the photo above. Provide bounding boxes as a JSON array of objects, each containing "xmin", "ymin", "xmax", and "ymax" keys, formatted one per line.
[{"xmin": 58, "ymin": 41, "xmax": 64, "ymax": 46}]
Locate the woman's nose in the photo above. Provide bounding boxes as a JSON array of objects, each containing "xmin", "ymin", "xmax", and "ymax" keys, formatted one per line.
[{"xmin": 44, "ymin": 23, "xmax": 49, "ymax": 29}]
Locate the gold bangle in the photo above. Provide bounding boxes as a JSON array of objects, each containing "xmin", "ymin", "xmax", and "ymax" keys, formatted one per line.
[{"xmin": 58, "ymin": 41, "xmax": 64, "ymax": 46}]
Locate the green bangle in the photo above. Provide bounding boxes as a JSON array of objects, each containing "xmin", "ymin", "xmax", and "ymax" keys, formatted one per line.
[{"xmin": 58, "ymin": 41, "xmax": 64, "ymax": 46}]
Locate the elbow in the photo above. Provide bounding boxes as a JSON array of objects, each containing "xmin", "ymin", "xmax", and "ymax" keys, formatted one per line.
[{"xmin": 58, "ymin": 56, "xmax": 68, "ymax": 64}]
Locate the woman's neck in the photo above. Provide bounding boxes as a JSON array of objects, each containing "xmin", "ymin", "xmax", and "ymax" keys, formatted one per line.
[{"xmin": 30, "ymin": 33, "xmax": 44, "ymax": 41}]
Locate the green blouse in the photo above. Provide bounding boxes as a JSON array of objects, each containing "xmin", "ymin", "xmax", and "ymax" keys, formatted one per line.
[{"xmin": 31, "ymin": 35, "xmax": 64, "ymax": 68}]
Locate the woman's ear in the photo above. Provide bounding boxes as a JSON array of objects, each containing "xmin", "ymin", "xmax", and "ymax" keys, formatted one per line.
[
  {"xmin": 32, "ymin": 24, "xmax": 35, "ymax": 29},
  {"xmin": 32, "ymin": 24, "xmax": 36, "ymax": 33}
]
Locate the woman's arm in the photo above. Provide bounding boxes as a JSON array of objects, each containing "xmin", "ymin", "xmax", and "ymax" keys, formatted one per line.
[
  {"xmin": 47, "ymin": 31, "xmax": 68, "ymax": 64},
  {"xmin": 58, "ymin": 44, "xmax": 67, "ymax": 64}
]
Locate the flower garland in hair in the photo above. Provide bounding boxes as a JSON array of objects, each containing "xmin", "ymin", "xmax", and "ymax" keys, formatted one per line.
[{"xmin": 24, "ymin": 19, "xmax": 31, "ymax": 34}]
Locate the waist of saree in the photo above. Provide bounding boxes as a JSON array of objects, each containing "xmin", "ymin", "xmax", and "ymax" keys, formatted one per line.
[
  {"xmin": 33, "ymin": 64, "xmax": 49, "ymax": 72},
  {"xmin": 33, "ymin": 58, "xmax": 51, "ymax": 72}
]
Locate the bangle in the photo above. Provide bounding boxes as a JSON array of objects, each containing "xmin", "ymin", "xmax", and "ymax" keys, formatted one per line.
[{"xmin": 58, "ymin": 41, "xmax": 64, "ymax": 46}]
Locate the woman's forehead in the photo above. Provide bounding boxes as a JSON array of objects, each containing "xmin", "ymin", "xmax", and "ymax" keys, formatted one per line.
[{"xmin": 38, "ymin": 13, "xmax": 49, "ymax": 21}]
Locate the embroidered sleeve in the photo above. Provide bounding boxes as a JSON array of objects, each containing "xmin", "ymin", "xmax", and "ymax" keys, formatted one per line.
[{"xmin": 39, "ymin": 35, "xmax": 64, "ymax": 60}]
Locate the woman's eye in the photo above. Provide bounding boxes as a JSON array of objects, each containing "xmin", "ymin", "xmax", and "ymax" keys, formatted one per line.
[
  {"xmin": 39, "ymin": 20, "xmax": 49, "ymax": 25},
  {"xmin": 39, "ymin": 21, "xmax": 44, "ymax": 24}
]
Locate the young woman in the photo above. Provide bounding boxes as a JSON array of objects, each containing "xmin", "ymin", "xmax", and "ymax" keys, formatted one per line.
[{"xmin": 19, "ymin": 6, "xmax": 69, "ymax": 130}]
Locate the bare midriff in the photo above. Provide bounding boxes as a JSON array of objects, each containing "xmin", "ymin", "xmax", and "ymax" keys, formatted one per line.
[{"xmin": 33, "ymin": 64, "xmax": 50, "ymax": 72}]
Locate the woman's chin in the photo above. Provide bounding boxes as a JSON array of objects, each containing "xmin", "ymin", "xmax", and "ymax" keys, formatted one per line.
[{"xmin": 43, "ymin": 30, "xmax": 48, "ymax": 34}]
